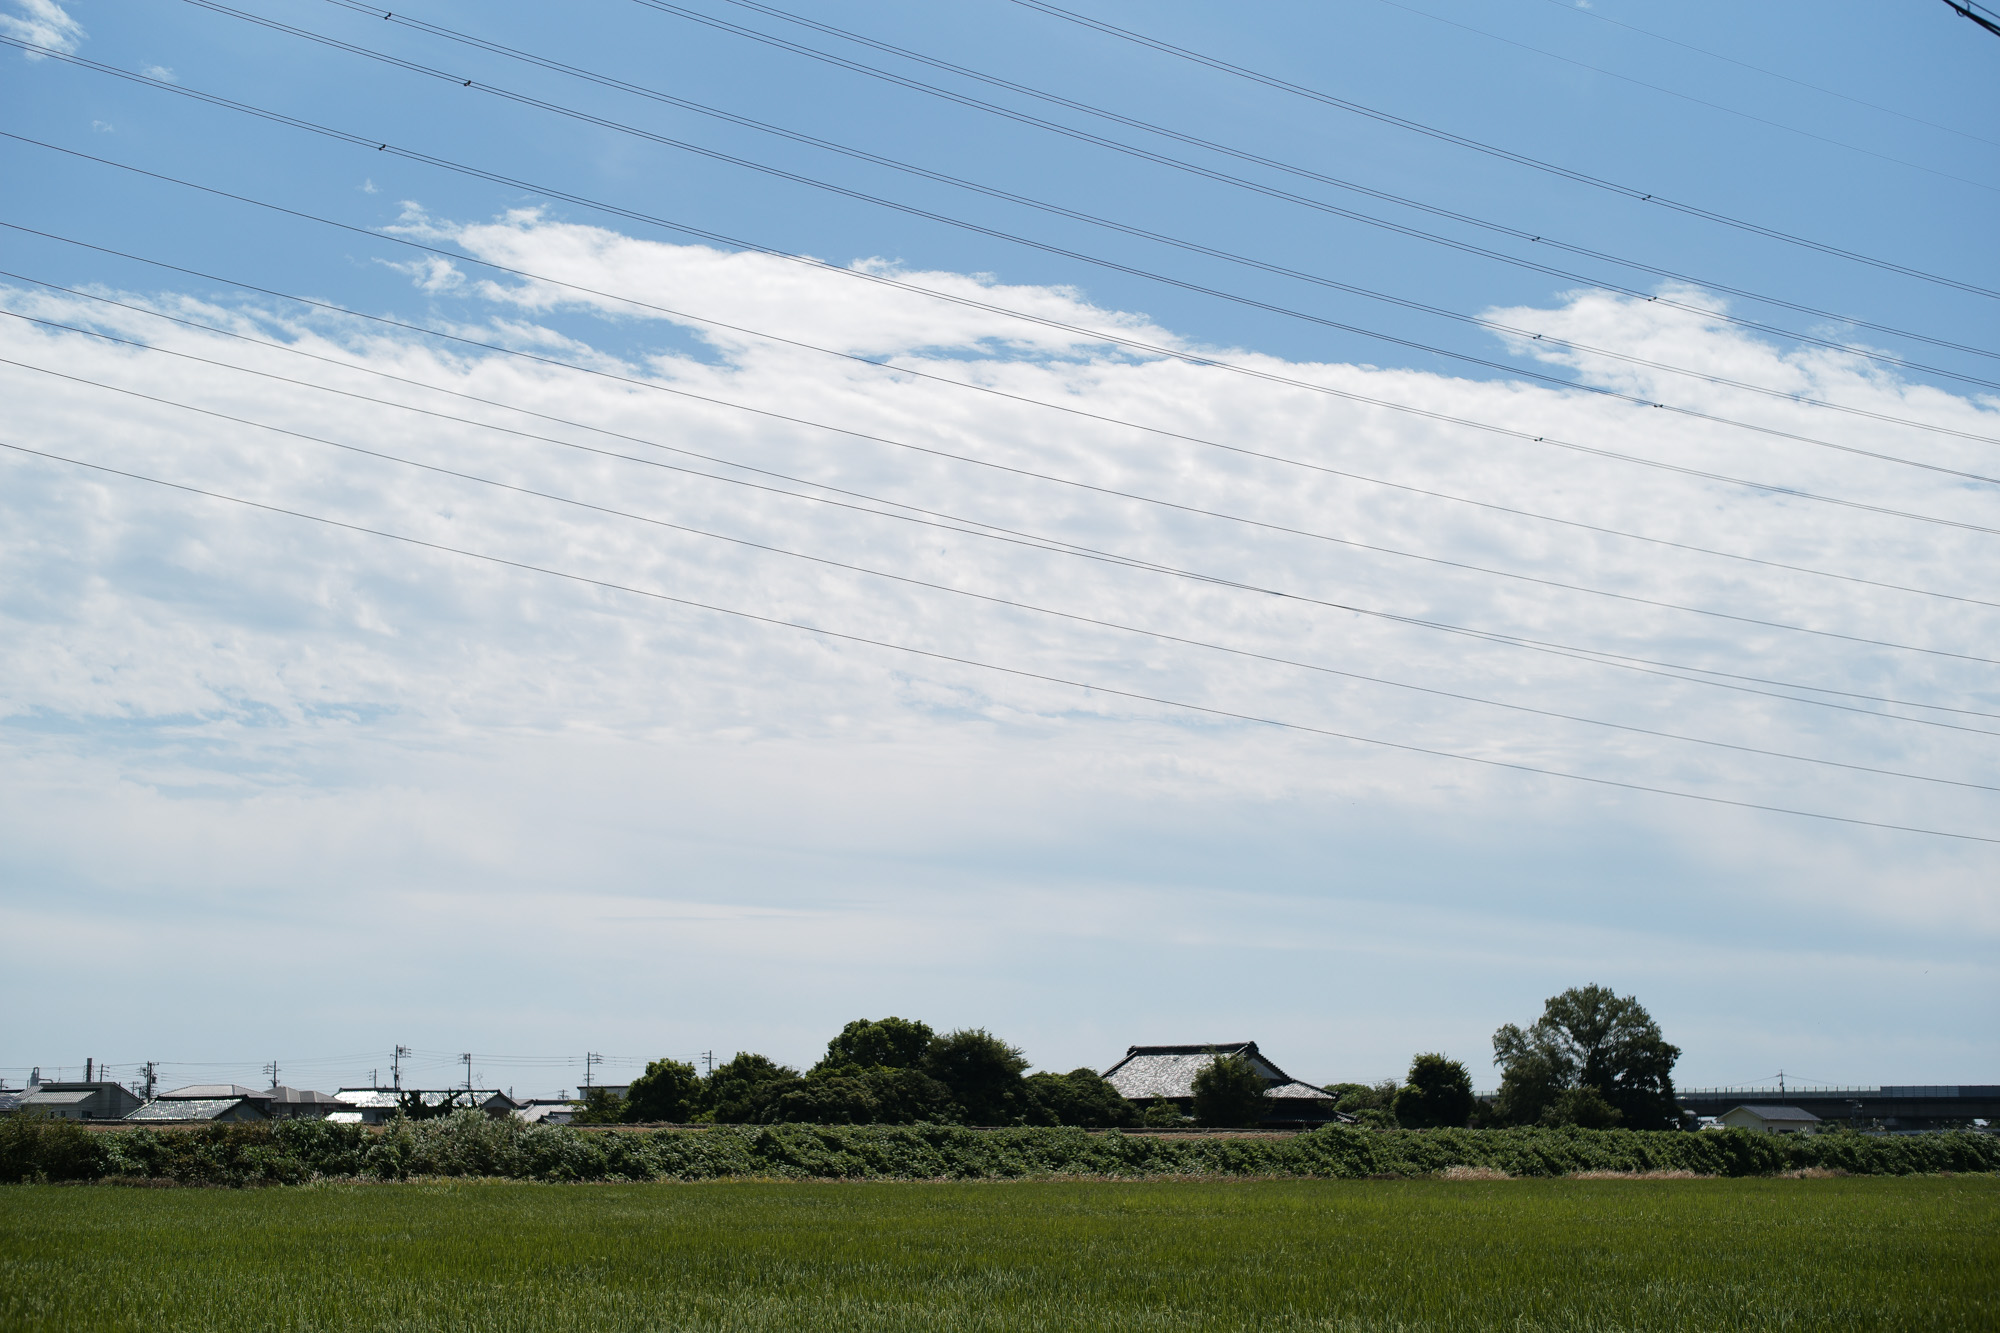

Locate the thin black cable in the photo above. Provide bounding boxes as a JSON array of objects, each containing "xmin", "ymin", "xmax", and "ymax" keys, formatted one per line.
[
  {"xmin": 6, "ymin": 133, "xmax": 1994, "ymax": 614},
  {"xmin": 6, "ymin": 438, "xmax": 1994, "ymax": 845},
  {"xmin": 19, "ymin": 38, "xmax": 2000, "ymax": 488},
  {"xmin": 641, "ymin": 0, "xmax": 2000, "ymax": 368},
  {"xmin": 11, "ymin": 291, "xmax": 2000, "ymax": 731},
  {"xmin": 234, "ymin": 0, "xmax": 2000, "ymax": 442},
  {"xmin": 1941, "ymin": 0, "xmax": 2000, "ymax": 40},
  {"xmin": 997, "ymin": 0, "xmax": 2000, "ymax": 298},
  {"xmin": 21, "ymin": 355, "xmax": 1995, "ymax": 791},
  {"xmin": 11, "ymin": 270, "xmax": 2000, "ymax": 678},
  {"xmin": 1363, "ymin": 0, "xmax": 1996, "ymax": 191},
  {"xmin": 1535, "ymin": 0, "xmax": 2000, "ymax": 149}
]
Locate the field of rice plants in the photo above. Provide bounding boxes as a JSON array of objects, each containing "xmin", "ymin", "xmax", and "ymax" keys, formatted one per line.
[{"xmin": 2, "ymin": 1176, "xmax": 1994, "ymax": 1331}]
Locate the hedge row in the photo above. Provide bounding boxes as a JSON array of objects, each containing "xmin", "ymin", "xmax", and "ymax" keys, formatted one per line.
[{"xmin": 3, "ymin": 1113, "xmax": 1995, "ymax": 1187}]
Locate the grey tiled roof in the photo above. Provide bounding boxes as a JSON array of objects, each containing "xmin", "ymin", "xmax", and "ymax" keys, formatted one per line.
[
  {"xmin": 1101, "ymin": 1043, "xmax": 1332, "ymax": 1101},
  {"xmin": 21, "ymin": 1090, "xmax": 96, "ymax": 1106},
  {"xmin": 128, "ymin": 1098, "xmax": 259, "ymax": 1121},
  {"xmin": 160, "ymin": 1084, "xmax": 265, "ymax": 1100}
]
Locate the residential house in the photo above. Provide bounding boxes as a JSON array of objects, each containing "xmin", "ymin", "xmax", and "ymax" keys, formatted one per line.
[
  {"xmin": 1718, "ymin": 1104, "xmax": 1824, "ymax": 1134},
  {"xmin": 17, "ymin": 1081, "xmax": 142, "ymax": 1121},
  {"xmin": 1101, "ymin": 1043, "xmax": 1341, "ymax": 1124}
]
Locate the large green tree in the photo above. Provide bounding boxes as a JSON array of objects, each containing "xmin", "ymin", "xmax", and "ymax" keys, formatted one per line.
[
  {"xmin": 815, "ymin": 1017, "xmax": 935, "ymax": 1073},
  {"xmin": 1190, "ymin": 1053, "xmax": 1268, "ymax": 1128},
  {"xmin": 1025, "ymin": 1069, "xmax": 1140, "ymax": 1128},
  {"xmin": 923, "ymin": 1029, "xmax": 1035, "ymax": 1126},
  {"xmin": 702, "ymin": 1053, "xmax": 798, "ymax": 1124},
  {"xmin": 1492, "ymin": 985, "xmax": 1682, "ymax": 1129},
  {"xmin": 622, "ymin": 1058, "xmax": 704, "ymax": 1124},
  {"xmin": 1392, "ymin": 1053, "xmax": 1475, "ymax": 1129}
]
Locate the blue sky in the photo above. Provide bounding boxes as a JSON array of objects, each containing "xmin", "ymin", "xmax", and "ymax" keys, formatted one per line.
[{"xmin": 2, "ymin": 0, "xmax": 1995, "ymax": 1099}]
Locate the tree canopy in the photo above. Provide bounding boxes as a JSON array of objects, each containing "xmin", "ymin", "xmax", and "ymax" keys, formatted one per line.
[
  {"xmin": 622, "ymin": 1058, "xmax": 703, "ymax": 1124},
  {"xmin": 1492, "ymin": 985, "xmax": 1682, "ymax": 1129},
  {"xmin": 1393, "ymin": 1053, "xmax": 1474, "ymax": 1129},
  {"xmin": 1190, "ymin": 1053, "xmax": 1268, "ymax": 1128}
]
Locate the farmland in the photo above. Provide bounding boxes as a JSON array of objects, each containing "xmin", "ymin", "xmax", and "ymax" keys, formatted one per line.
[{"xmin": 3, "ymin": 1176, "xmax": 1994, "ymax": 1332}]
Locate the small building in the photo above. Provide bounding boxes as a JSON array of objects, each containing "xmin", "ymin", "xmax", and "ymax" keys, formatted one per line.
[
  {"xmin": 1101, "ymin": 1043, "xmax": 1341, "ymax": 1125},
  {"xmin": 514, "ymin": 1098, "xmax": 579, "ymax": 1126},
  {"xmin": 17, "ymin": 1081, "xmax": 142, "ymax": 1121},
  {"xmin": 264, "ymin": 1086, "xmax": 347, "ymax": 1120},
  {"xmin": 1719, "ymin": 1104, "xmax": 1823, "ymax": 1134},
  {"xmin": 127, "ymin": 1096, "xmax": 267, "ymax": 1123},
  {"xmin": 331, "ymin": 1088, "xmax": 522, "ymax": 1125}
]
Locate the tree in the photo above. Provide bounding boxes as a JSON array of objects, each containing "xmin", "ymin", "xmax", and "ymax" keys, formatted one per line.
[
  {"xmin": 1492, "ymin": 985, "xmax": 1682, "ymax": 1129},
  {"xmin": 1393, "ymin": 1053, "xmax": 1475, "ymax": 1129},
  {"xmin": 759, "ymin": 1067, "xmax": 957, "ymax": 1125},
  {"xmin": 702, "ymin": 1053, "xmax": 798, "ymax": 1124},
  {"xmin": 1190, "ymin": 1053, "xmax": 1268, "ymax": 1128},
  {"xmin": 622, "ymin": 1058, "xmax": 703, "ymax": 1123},
  {"xmin": 1542, "ymin": 1086, "xmax": 1622, "ymax": 1129},
  {"xmin": 815, "ymin": 1017, "xmax": 935, "ymax": 1073},
  {"xmin": 923, "ymin": 1029, "xmax": 1035, "ymax": 1126},
  {"xmin": 1025, "ymin": 1069, "xmax": 1140, "ymax": 1128},
  {"xmin": 1327, "ymin": 1079, "xmax": 1400, "ymax": 1128},
  {"xmin": 568, "ymin": 1085, "xmax": 626, "ymax": 1125}
]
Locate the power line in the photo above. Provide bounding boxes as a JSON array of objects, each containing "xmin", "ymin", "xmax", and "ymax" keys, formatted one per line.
[
  {"xmin": 1533, "ymin": 0, "xmax": 2000, "ymax": 148},
  {"xmin": 7, "ymin": 133, "xmax": 1995, "ymax": 615},
  {"xmin": 4, "ymin": 58, "xmax": 1995, "ymax": 494},
  {"xmin": 6, "ymin": 437, "xmax": 1995, "ymax": 844},
  {"xmin": 16, "ymin": 350, "xmax": 1998, "ymax": 791},
  {"xmin": 1360, "ymin": 0, "xmax": 1996, "ymax": 192},
  {"xmin": 211, "ymin": 0, "xmax": 2000, "ymax": 444},
  {"xmin": 11, "ymin": 292, "xmax": 2000, "ymax": 732},
  {"xmin": 13, "ymin": 309, "xmax": 2000, "ymax": 683},
  {"xmin": 631, "ymin": 0, "xmax": 2000, "ymax": 370},
  {"xmin": 995, "ymin": 0, "xmax": 2000, "ymax": 298},
  {"xmin": 1940, "ymin": 0, "xmax": 2000, "ymax": 40}
]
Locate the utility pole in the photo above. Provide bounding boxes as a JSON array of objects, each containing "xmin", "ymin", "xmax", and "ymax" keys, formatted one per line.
[
  {"xmin": 461, "ymin": 1053, "xmax": 473, "ymax": 1093},
  {"xmin": 702, "ymin": 1050, "xmax": 715, "ymax": 1076},
  {"xmin": 584, "ymin": 1052, "xmax": 601, "ymax": 1091},
  {"xmin": 393, "ymin": 1045, "xmax": 410, "ymax": 1091},
  {"xmin": 265, "ymin": 1060, "xmax": 280, "ymax": 1090},
  {"xmin": 143, "ymin": 1062, "xmax": 157, "ymax": 1099}
]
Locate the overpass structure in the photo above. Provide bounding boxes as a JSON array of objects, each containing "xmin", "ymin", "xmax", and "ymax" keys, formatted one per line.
[{"xmin": 1675, "ymin": 1085, "xmax": 2000, "ymax": 1130}]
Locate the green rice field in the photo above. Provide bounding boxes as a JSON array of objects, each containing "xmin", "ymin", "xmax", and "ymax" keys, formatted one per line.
[{"xmin": 2, "ymin": 1176, "xmax": 1994, "ymax": 1332}]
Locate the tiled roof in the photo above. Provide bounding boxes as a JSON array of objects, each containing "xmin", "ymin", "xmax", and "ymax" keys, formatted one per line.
[
  {"xmin": 21, "ymin": 1089, "xmax": 96, "ymax": 1106},
  {"xmin": 160, "ymin": 1084, "xmax": 265, "ymax": 1100},
  {"xmin": 128, "ymin": 1098, "xmax": 259, "ymax": 1121},
  {"xmin": 266, "ymin": 1086, "xmax": 343, "ymax": 1105},
  {"xmin": 1729, "ymin": 1105, "xmax": 1821, "ymax": 1121},
  {"xmin": 1101, "ymin": 1043, "xmax": 1332, "ymax": 1101}
]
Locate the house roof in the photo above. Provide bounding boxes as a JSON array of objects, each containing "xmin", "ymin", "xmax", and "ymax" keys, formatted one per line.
[
  {"xmin": 21, "ymin": 1089, "xmax": 97, "ymax": 1106},
  {"xmin": 265, "ymin": 1086, "xmax": 343, "ymax": 1105},
  {"xmin": 127, "ymin": 1098, "xmax": 262, "ymax": 1121},
  {"xmin": 1728, "ymin": 1105, "xmax": 1822, "ymax": 1121},
  {"xmin": 160, "ymin": 1084, "xmax": 267, "ymax": 1100},
  {"xmin": 1100, "ymin": 1043, "xmax": 1332, "ymax": 1101}
]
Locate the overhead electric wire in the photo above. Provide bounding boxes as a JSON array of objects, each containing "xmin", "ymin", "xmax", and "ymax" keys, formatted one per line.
[
  {"xmin": 204, "ymin": 0, "xmax": 2000, "ymax": 446},
  {"xmin": 10, "ymin": 285, "xmax": 2000, "ymax": 732},
  {"xmin": 1941, "ymin": 0, "xmax": 2000, "ymax": 40},
  {"xmin": 996, "ymin": 0, "xmax": 2000, "ymax": 299},
  {"xmin": 8, "ymin": 134, "xmax": 1996, "ymax": 617},
  {"xmin": 1361, "ymin": 0, "xmax": 1996, "ymax": 192},
  {"xmin": 16, "ymin": 351, "xmax": 1999, "ymax": 794},
  {"xmin": 632, "ymin": 0, "xmax": 2000, "ymax": 371},
  {"xmin": 640, "ymin": 0, "xmax": 2000, "ymax": 371},
  {"xmin": 7, "ymin": 438, "xmax": 1996, "ymax": 845},
  {"xmin": 11, "ymin": 267, "xmax": 2000, "ymax": 676},
  {"xmin": 1534, "ymin": 0, "xmax": 2000, "ymax": 149},
  {"xmin": 15, "ymin": 39, "xmax": 2000, "ymax": 494}
]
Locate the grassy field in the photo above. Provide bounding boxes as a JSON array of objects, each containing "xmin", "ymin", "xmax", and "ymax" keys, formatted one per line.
[{"xmin": 2, "ymin": 1177, "xmax": 1994, "ymax": 1332}]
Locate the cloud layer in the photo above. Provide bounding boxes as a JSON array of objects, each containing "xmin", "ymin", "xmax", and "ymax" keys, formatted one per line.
[{"xmin": 2, "ymin": 212, "xmax": 1995, "ymax": 1087}]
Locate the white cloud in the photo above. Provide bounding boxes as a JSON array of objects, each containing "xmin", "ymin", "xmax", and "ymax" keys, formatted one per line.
[
  {"xmin": 1, "ymin": 0, "xmax": 83, "ymax": 56},
  {"xmin": 1, "ymin": 215, "xmax": 1995, "ymax": 1083},
  {"xmin": 141, "ymin": 63, "xmax": 174, "ymax": 82}
]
